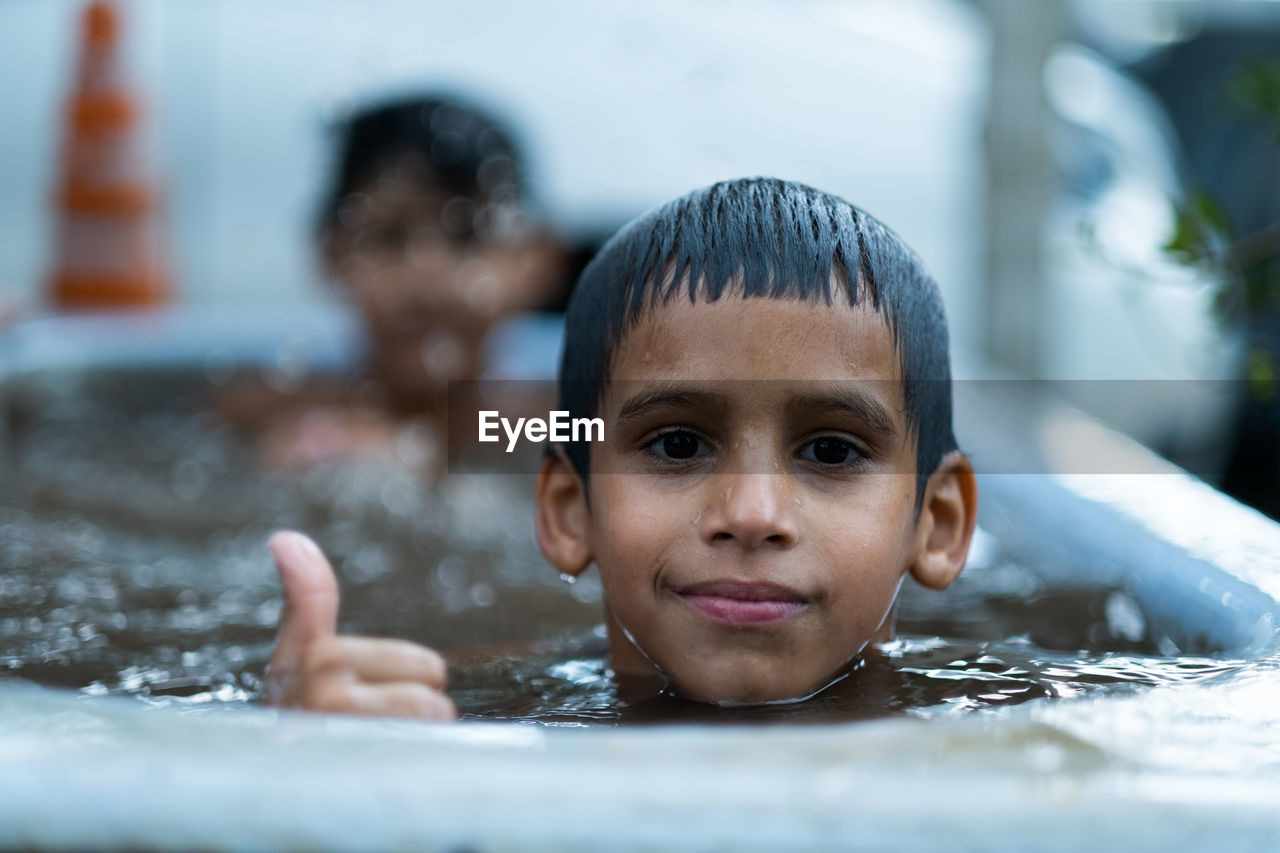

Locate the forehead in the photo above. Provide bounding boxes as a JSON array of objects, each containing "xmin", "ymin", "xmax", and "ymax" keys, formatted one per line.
[
  {"xmin": 356, "ymin": 161, "xmax": 451, "ymax": 206},
  {"xmin": 608, "ymin": 295, "xmax": 902, "ymax": 386}
]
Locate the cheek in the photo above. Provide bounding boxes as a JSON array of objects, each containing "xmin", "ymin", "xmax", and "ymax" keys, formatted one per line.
[
  {"xmin": 588, "ymin": 477, "xmax": 687, "ymax": 581},
  {"xmin": 342, "ymin": 268, "xmax": 412, "ymax": 317},
  {"xmin": 814, "ymin": 481, "xmax": 917, "ymax": 598}
]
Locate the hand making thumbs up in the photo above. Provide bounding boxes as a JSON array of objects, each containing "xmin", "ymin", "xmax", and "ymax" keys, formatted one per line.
[{"xmin": 264, "ymin": 531, "xmax": 456, "ymax": 720}]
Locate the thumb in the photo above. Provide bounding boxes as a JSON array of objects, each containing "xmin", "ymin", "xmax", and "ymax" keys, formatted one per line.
[{"xmin": 267, "ymin": 530, "xmax": 339, "ymax": 669}]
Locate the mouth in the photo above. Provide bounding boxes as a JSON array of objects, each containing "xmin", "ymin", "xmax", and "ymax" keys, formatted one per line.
[{"xmin": 672, "ymin": 579, "xmax": 810, "ymax": 627}]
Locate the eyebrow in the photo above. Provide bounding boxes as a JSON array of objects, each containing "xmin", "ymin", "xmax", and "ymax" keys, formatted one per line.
[
  {"xmin": 612, "ymin": 381, "xmax": 899, "ymax": 437},
  {"xmin": 786, "ymin": 386, "xmax": 900, "ymax": 438},
  {"xmin": 615, "ymin": 383, "xmax": 728, "ymax": 425}
]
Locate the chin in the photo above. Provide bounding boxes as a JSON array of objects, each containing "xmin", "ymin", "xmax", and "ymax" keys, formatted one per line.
[{"xmin": 669, "ymin": 666, "xmax": 822, "ymax": 707}]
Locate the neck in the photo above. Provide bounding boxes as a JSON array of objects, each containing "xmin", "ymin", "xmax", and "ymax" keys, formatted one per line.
[{"xmin": 602, "ymin": 605, "xmax": 667, "ymax": 689}]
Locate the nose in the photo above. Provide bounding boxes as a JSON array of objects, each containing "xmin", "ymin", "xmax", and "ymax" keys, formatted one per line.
[{"xmin": 700, "ymin": 470, "xmax": 800, "ymax": 550}]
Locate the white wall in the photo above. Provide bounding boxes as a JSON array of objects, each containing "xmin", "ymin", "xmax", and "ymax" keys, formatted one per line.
[{"xmin": 0, "ymin": 0, "xmax": 987, "ymax": 354}]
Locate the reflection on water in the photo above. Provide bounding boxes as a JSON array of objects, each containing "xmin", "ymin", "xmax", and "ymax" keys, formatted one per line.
[
  {"xmin": 444, "ymin": 630, "xmax": 1244, "ymax": 725},
  {"xmin": 0, "ymin": 369, "xmax": 1262, "ymax": 725}
]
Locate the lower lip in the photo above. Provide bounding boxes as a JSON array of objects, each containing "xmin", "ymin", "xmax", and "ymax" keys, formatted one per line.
[{"xmin": 679, "ymin": 594, "xmax": 807, "ymax": 627}]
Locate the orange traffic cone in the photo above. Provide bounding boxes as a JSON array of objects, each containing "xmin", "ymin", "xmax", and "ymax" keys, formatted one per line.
[{"xmin": 46, "ymin": 0, "xmax": 169, "ymax": 310}]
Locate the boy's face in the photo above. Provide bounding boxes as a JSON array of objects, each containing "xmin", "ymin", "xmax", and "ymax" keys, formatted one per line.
[
  {"xmin": 577, "ymin": 295, "xmax": 930, "ymax": 704},
  {"xmin": 324, "ymin": 154, "xmax": 554, "ymax": 411}
]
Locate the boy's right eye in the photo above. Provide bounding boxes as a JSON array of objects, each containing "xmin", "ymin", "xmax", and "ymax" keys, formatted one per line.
[{"xmin": 645, "ymin": 429, "xmax": 710, "ymax": 462}]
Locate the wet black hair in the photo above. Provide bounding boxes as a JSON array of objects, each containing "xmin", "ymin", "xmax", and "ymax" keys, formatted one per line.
[
  {"xmin": 315, "ymin": 95, "xmax": 523, "ymax": 237},
  {"xmin": 557, "ymin": 177, "xmax": 957, "ymax": 506}
]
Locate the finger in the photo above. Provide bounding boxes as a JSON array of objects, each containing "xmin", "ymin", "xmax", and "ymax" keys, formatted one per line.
[
  {"xmin": 306, "ymin": 637, "xmax": 448, "ymax": 688},
  {"xmin": 304, "ymin": 681, "xmax": 457, "ymax": 721},
  {"xmin": 268, "ymin": 531, "xmax": 339, "ymax": 668},
  {"xmin": 350, "ymin": 683, "xmax": 457, "ymax": 720}
]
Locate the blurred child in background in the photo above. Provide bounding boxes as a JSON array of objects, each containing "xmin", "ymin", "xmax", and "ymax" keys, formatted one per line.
[{"xmin": 223, "ymin": 95, "xmax": 566, "ymax": 471}]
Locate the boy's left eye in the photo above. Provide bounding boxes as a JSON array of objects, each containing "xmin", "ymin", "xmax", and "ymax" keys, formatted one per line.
[{"xmin": 799, "ymin": 436, "xmax": 861, "ymax": 466}]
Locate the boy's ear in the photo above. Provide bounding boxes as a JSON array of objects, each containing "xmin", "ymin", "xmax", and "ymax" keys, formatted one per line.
[
  {"xmin": 535, "ymin": 450, "xmax": 593, "ymax": 578},
  {"xmin": 909, "ymin": 451, "xmax": 978, "ymax": 591}
]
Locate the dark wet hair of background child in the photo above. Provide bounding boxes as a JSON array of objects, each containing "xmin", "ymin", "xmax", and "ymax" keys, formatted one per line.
[
  {"xmin": 316, "ymin": 96, "xmax": 525, "ymax": 242},
  {"xmin": 557, "ymin": 177, "xmax": 957, "ymax": 508}
]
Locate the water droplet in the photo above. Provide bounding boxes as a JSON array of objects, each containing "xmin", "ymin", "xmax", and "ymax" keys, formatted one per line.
[
  {"xmin": 432, "ymin": 555, "xmax": 467, "ymax": 591},
  {"xmin": 559, "ymin": 572, "xmax": 577, "ymax": 585},
  {"xmin": 463, "ymin": 273, "xmax": 504, "ymax": 315},
  {"xmin": 468, "ymin": 581, "xmax": 496, "ymax": 607},
  {"xmin": 420, "ymin": 330, "xmax": 464, "ymax": 379}
]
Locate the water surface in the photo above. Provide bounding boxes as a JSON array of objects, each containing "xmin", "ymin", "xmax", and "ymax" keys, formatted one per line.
[{"xmin": 0, "ymin": 368, "xmax": 1260, "ymax": 725}]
